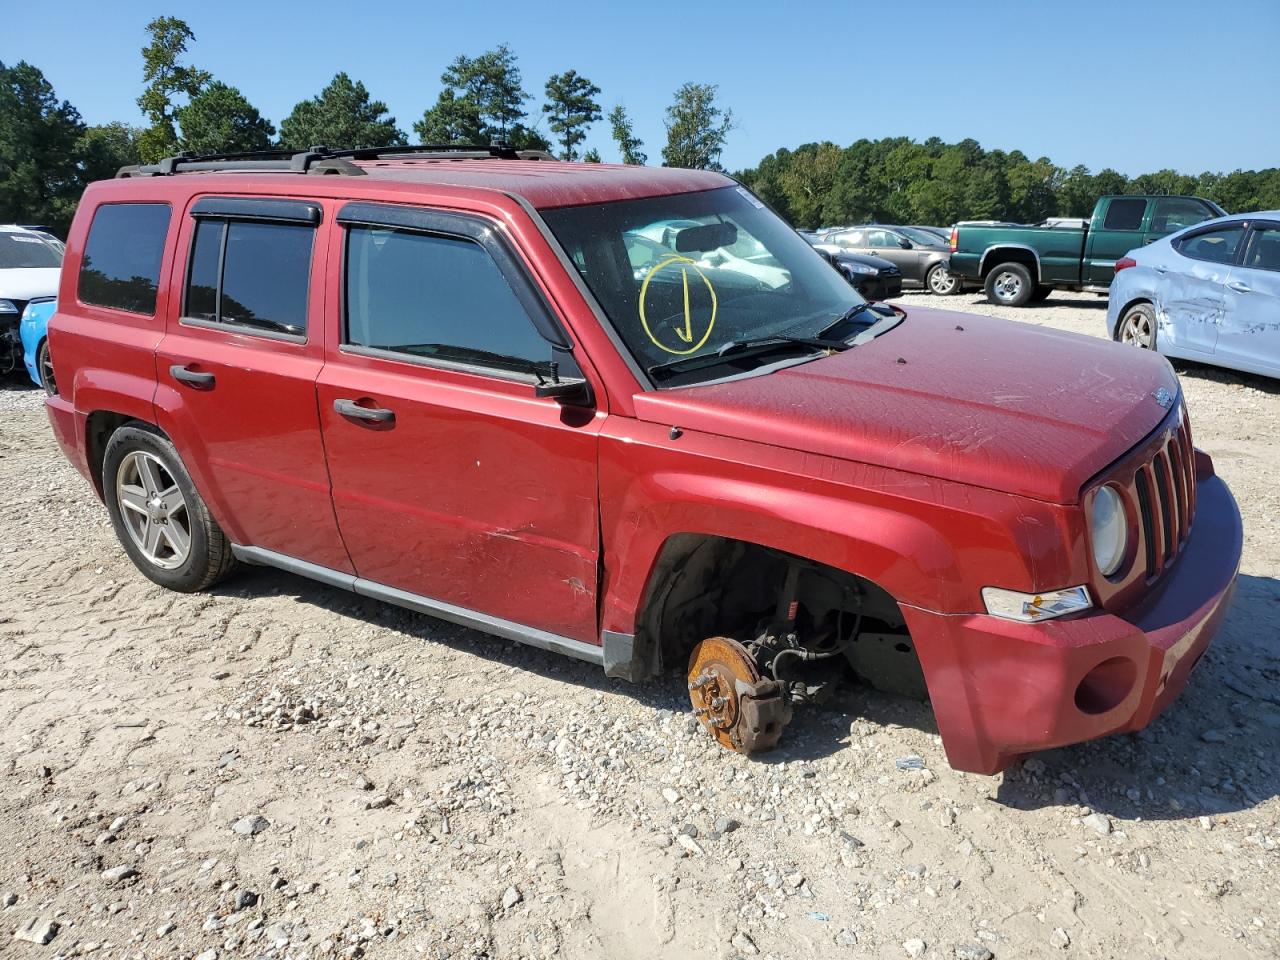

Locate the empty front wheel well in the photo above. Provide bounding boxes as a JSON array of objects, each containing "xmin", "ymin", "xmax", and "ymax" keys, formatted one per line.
[{"xmin": 637, "ymin": 534, "xmax": 927, "ymax": 698}]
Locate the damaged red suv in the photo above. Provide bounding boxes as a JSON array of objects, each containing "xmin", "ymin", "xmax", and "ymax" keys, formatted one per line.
[{"xmin": 44, "ymin": 144, "xmax": 1241, "ymax": 773}]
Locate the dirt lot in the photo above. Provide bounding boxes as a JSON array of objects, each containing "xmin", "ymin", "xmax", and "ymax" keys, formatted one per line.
[{"xmin": 2, "ymin": 291, "xmax": 1277, "ymax": 960}]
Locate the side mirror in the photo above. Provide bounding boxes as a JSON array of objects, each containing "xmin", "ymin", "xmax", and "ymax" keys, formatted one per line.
[
  {"xmin": 898, "ymin": 238, "xmax": 912, "ymax": 249},
  {"xmin": 535, "ymin": 378, "xmax": 593, "ymax": 406}
]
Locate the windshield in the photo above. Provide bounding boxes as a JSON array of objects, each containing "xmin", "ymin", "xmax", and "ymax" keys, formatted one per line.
[
  {"xmin": 0, "ymin": 232, "xmax": 63, "ymax": 269},
  {"xmin": 542, "ymin": 186, "xmax": 866, "ymax": 386}
]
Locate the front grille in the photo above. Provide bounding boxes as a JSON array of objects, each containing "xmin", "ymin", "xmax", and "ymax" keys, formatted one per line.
[{"xmin": 1129, "ymin": 414, "xmax": 1196, "ymax": 580}]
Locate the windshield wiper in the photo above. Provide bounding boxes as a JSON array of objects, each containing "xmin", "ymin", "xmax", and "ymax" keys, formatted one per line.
[
  {"xmin": 815, "ymin": 302, "xmax": 881, "ymax": 338},
  {"xmin": 648, "ymin": 336, "xmax": 845, "ymax": 383}
]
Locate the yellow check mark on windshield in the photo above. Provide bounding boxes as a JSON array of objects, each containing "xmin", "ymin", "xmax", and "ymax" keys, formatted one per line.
[{"xmin": 675, "ymin": 267, "xmax": 694, "ymax": 343}]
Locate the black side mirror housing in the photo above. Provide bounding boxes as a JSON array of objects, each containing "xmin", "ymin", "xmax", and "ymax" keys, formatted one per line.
[
  {"xmin": 899, "ymin": 238, "xmax": 912, "ymax": 249},
  {"xmin": 535, "ymin": 378, "xmax": 594, "ymax": 406}
]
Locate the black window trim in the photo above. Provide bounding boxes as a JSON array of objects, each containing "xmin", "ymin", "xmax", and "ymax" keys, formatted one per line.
[
  {"xmin": 1173, "ymin": 220, "xmax": 1248, "ymax": 267},
  {"xmin": 179, "ymin": 207, "xmax": 318, "ymax": 344},
  {"xmin": 1241, "ymin": 219, "xmax": 1280, "ymax": 274},
  {"xmin": 335, "ymin": 201, "xmax": 578, "ymax": 384},
  {"xmin": 191, "ymin": 196, "xmax": 322, "ymax": 226},
  {"xmin": 76, "ymin": 201, "xmax": 173, "ymax": 317}
]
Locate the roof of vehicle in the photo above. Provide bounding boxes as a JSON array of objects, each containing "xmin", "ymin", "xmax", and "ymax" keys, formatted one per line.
[{"xmin": 113, "ymin": 147, "xmax": 735, "ymax": 210}]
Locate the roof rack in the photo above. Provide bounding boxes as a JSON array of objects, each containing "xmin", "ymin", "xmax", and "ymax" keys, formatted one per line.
[{"xmin": 116, "ymin": 141, "xmax": 555, "ymax": 178}]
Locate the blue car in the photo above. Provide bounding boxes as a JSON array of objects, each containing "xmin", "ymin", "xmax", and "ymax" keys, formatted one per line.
[
  {"xmin": 1108, "ymin": 212, "xmax": 1280, "ymax": 380},
  {"xmin": 19, "ymin": 297, "xmax": 57, "ymax": 393}
]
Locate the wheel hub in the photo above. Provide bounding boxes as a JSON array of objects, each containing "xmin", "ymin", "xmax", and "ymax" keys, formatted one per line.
[{"xmin": 687, "ymin": 636, "xmax": 791, "ymax": 754}]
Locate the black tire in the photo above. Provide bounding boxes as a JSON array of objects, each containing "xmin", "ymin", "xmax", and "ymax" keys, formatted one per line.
[
  {"xmin": 37, "ymin": 338, "xmax": 57, "ymax": 396},
  {"xmin": 102, "ymin": 423, "xmax": 237, "ymax": 592},
  {"xmin": 984, "ymin": 262, "xmax": 1035, "ymax": 307},
  {"xmin": 1028, "ymin": 285, "xmax": 1052, "ymax": 303},
  {"xmin": 925, "ymin": 262, "xmax": 960, "ymax": 296},
  {"xmin": 1117, "ymin": 302, "xmax": 1157, "ymax": 350}
]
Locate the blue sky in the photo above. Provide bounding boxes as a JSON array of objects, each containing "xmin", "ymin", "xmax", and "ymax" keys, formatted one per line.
[{"xmin": 7, "ymin": 0, "xmax": 1279, "ymax": 174}]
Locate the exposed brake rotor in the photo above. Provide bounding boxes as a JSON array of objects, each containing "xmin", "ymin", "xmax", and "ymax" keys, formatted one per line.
[{"xmin": 687, "ymin": 636, "xmax": 792, "ymax": 755}]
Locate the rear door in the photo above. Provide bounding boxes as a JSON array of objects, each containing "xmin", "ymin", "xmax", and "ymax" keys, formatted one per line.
[
  {"xmin": 1084, "ymin": 198, "xmax": 1149, "ymax": 284},
  {"xmin": 154, "ymin": 196, "xmax": 354, "ymax": 572},
  {"xmin": 1217, "ymin": 220, "xmax": 1280, "ymax": 376},
  {"xmin": 316, "ymin": 202, "xmax": 603, "ymax": 644},
  {"xmin": 1157, "ymin": 222, "xmax": 1247, "ymax": 356}
]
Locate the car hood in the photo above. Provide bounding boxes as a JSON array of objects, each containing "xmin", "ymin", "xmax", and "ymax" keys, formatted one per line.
[
  {"xmin": 0, "ymin": 267, "xmax": 61, "ymax": 301},
  {"xmin": 633, "ymin": 307, "xmax": 1179, "ymax": 503}
]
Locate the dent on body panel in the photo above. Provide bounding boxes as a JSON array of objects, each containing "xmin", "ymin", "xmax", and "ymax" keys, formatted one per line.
[{"xmin": 1154, "ymin": 275, "xmax": 1224, "ymax": 345}]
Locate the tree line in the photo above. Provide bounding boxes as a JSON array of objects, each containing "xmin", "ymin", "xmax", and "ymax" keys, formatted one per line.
[
  {"xmin": 3, "ymin": 15, "xmax": 1278, "ymax": 238},
  {"xmin": 736, "ymin": 138, "xmax": 1280, "ymax": 229},
  {"xmin": 0, "ymin": 16, "xmax": 731, "ymax": 234}
]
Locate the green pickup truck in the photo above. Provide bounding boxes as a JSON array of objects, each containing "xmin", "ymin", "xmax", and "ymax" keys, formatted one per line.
[{"xmin": 948, "ymin": 195, "xmax": 1226, "ymax": 306}]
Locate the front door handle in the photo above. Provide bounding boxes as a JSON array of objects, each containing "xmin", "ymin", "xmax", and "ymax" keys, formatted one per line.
[
  {"xmin": 170, "ymin": 364, "xmax": 215, "ymax": 388},
  {"xmin": 1226, "ymin": 280, "xmax": 1252, "ymax": 293},
  {"xmin": 334, "ymin": 398, "xmax": 395, "ymax": 423}
]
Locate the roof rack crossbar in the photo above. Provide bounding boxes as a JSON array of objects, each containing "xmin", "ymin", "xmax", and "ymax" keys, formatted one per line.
[{"xmin": 116, "ymin": 141, "xmax": 554, "ymax": 178}]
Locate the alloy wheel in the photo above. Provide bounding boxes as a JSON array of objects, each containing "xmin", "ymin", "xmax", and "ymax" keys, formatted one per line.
[
  {"xmin": 1121, "ymin": 311, "xmax": 1155, "ymax": 349},
  {"xmin": 115, "ymin": 451, "xmax": 192, "ymax": 569},
  {"xmin": 38, "ymin": 340, "xmax": 56, "ymax": 396},
  {"xmin": 928, "ymin": 266, "xmax": 958, "ymax": 295}
]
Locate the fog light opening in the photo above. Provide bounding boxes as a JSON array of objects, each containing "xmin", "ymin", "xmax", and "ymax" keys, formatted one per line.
[{"xmin": 1074, "ymin": 656, "xmax": 1138, "ymax": 715}]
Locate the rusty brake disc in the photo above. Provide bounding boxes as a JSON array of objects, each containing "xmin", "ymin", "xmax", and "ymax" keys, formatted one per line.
[{"xmin": 687, "ymin": 636, "xmax": 792, "ymax": 755}]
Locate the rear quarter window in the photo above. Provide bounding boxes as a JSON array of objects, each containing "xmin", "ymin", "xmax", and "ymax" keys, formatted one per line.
[
  {"xmin": 1102, "ymin": 198, "xmax": 1148, "ymax": 231},
  {"xmin": 78, "ymin": 203, "xmax": 171, "ymax": 315}
]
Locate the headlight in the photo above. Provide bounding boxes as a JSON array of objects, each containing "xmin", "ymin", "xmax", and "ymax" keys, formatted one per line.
[
  {"xmin": 846, "ymin": 264, "xmax": 877, "ymax": 276},
  {"xmin": 1090, "ymin": 485, "xmax": 1128, "ymax": 576},
  {"xmin": 0, "ymin": 299, "xmax": 17, "ymax": 315},
  {"xmin": 982, "ymin": 586, "xmax": 1092, "ymax": 622}
]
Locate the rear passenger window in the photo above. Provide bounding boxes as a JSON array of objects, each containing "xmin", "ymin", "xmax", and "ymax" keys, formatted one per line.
[
  {"xmin": 1243, "ymin": 226, "xmax": 1280, "ymax": 272},
  {"xmin": 1176, "ymin": 225, "xmax": 1244, "ymax": 265},
  {"xmin": 1102, "ymin": 198, "xmax": 1147, "ymax": 232},
  {"xmin": 344, "ymin": 226, "xmax": 551, "ymax": 374},
  {"xmin": 78, "ymin": 203, "xmax": 171, "ymax": 314},
  {"xmin": 183, "ymin": 219, "xmax": 313, "ymax": 336}
]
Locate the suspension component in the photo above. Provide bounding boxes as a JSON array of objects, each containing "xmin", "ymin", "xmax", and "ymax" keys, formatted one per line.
[{"xmin": 686, "ymin": 636, "xmax": 792, "ymax": 754}]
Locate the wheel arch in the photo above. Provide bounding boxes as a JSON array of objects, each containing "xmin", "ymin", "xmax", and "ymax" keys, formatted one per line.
[
  {"xmin": 978, "ymin": 245, "xmax": 1042, "ymax": 282},
  {"xmin": 1112, "ymin": 296, "xmax": 1155, "ymax": 341}
]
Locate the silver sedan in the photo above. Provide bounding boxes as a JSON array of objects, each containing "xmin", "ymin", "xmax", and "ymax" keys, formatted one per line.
[{"xmin": 1108, "ymin": 212, "xmax": 1280, "ymax": 379}]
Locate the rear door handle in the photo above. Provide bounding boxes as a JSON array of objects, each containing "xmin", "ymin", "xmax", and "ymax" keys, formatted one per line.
[
  {"xmin": 334, "ymin": 398, "xmax": 395, "ymax": 423},
  {"xmin": 170, "ymin": 364, "xmax": 215, "ymax": 388},
  {"xmin": 1226, "ymin": 280, "xmax": 1252, "ymax": 293}
]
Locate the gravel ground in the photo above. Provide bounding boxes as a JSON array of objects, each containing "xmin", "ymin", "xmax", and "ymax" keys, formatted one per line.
[{"xmin": 1, "ymin": 290, "xmax": 1277, "ymax": 960}]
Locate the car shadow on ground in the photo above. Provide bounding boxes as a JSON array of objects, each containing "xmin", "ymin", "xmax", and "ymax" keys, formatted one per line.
[
  {"xmin": 1173, "ymin": 359, "xmax": 1280, "ymax": 396},
  {"xmin": 213, "ymin": 567, "xmax": 1278, "ymax": 817}
]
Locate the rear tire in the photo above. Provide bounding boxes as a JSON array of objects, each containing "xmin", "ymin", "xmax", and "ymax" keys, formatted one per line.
[
  {"xmin": 1028, "ymin": 285, "xmax": 1052, "ymax": 303},
  {"xmin": 37, "ymin": 338, "xmax": 57, "ymax": 396},
  {"xmin": 1117, "ymin": 303, "xmax": 1157, "ymax": 350},
  {"xmin": 984, "ymin": 262, "xmax": 1035, "ymax": 307},
  {"xmin": 102, "ymin": 423, "xmax": 237, "ymax": 592},
  {"xmin": 926, "ymin": 262, "xmax": 960, "ymax": 296}
]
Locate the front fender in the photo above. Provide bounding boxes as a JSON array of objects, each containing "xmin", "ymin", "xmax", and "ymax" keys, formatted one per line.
[{"xmin": 596, "ymin": 421, "xmax": 1066, "ymax": 639}]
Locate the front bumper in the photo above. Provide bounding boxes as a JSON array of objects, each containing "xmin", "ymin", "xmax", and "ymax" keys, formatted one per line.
[
  {"xmin": 861, "ymin": 274, "xmax": 903, "ymax": 301},
  {"xmin": 903, "ymin": 468, "xmax": 1242, "ymax": 774}
]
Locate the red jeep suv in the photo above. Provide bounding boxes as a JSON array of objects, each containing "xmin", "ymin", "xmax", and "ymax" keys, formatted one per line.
[{"xmin": 43, "ymin": 145, "xmax": 1242, "ymax": 774}]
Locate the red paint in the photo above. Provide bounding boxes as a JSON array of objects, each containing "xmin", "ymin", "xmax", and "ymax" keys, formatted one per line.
[{"xmin": 47, "ymin": 160, "xmax": 1242, "ymax": 774}]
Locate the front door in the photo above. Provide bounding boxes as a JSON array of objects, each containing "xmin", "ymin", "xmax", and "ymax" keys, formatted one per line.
[
  {"xmin": 154, "ymin": 196, "xmax": 353, "ymax": 573},
  {"xmin": 1217, "ymin": 221, "xmax": 1280, "ymax": 377},
  {"xmin": 1085, "ymin": 197, "xmax": 1149, "ymax": 284},
  {"xmin": 862, "ymin": 228, "xmax": 920, "ymax": 281},
  {"xmin": 317, "ymin": 202, "xmax": 603, "ymax": 644}
]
